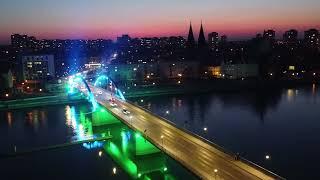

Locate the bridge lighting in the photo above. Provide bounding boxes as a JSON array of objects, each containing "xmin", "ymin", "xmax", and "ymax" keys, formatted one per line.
[
  {"xmin": 203, "ymin": 127, "xmax": 208, "ymax": 131},
  {"xmin": 146, "ymin": 75, "xmax": 150, "ymax": 79},
  {"xmin": 98, "ymin": 151, "xmax": 102, "ymax": 157},
  {"xmin": 39, "ymin": 88, "xmax": 42, "ymax": 92},
  {"xmin": 152, "ymin": 82, "xmax": 155, "ymax": 85},
  {"xmin": 265, "ymin": 155, "xmax": 270, "ymax": 160},
  {"xmin": 165, "ymin": 110, "xmax": 170, "ymax": 114},
  {"xmin": 135, "ymin": 132, "xmax": 141, "ymax": 138},
  {"xmin": 163, "ymin": 167, "xmax": 168, "ymax": 171},
  {"xmin": 178, "ymin": 81, "xmax": 181, "ymax": 84},
  {"xmin": 140, "ymin": 99, "xmax": 144, "ymax": 102},
  {"xmin": 112, "ymin": 167, "xmax": 117, "ymax": 174}
]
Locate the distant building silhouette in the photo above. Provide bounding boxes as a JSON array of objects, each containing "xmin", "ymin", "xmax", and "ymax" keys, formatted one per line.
[
  {"xmin": 263, "ymin": 30, "xmax": 275, "ymax": 41},
  {"xmin": 117, "ymin": 34, "xmax": 131, "ymax": 46},
  {"xmin": 198, "ymin": 22, "xmax": 207, "ymax": 48},
  {"xmin": 304, "ymin": 29, "xmax": 319, "ymax": 49},
  {"xmin": 186, "ymin": 22, "xmax": 195, "ymax": 49},
  {"xmin": 208, "ymin": 32, "xmax": 219, "ymax": 50},
  {"xmin": 220, "ymin": 35, "xmax": 228, "ymax": 44},
  {"xmin": 283, "ymin": 29, "xmax": 298, "ymax": 43}
]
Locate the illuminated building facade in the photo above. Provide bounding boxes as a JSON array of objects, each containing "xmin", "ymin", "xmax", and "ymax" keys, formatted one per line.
[{"xmin": 21, "ymin": 55, "xmax": 55, "ymax": 81}]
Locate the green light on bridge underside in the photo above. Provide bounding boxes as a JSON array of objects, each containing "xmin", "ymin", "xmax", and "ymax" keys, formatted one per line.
[
  {"xmin": 135, "ymin": 131, "xmax": 160, "ymax": 156},
  {"xmin": 87, "ymin": 117, "xmax": 177, "ymax": 179},
  {"xmin": 135, "ymin": 132, "xmax": 141, "ymax": 138},
  {"xmin": 92, "ymin": 106, "xmax": 119, "ymax": 126}
]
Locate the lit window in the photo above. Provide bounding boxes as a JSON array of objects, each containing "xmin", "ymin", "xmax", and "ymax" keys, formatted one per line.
[{"xmin": 288, "ymin": 66, "xmax": 295, "ymax": 71}]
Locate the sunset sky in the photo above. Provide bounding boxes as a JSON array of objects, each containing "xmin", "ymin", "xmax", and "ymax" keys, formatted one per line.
[{"xmin": 0, "ymin": 0, "xmax": 319, "ymax": 44}]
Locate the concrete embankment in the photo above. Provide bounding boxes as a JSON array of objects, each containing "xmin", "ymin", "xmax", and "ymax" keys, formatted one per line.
[{"xmin": 0, "ymin": 94, "xmax": 86, "ymax": 110}]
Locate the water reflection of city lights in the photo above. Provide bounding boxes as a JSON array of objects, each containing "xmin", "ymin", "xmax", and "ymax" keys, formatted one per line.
[
  {"xmin": 287, "ymin": 89, "xmax": 295, "ymax": 101},
  {"xmin": 65, "ymin": 105, "xmax": 92, "ymax": 141},
  {"xmin": 312, "ymin": 84, "xmax": 316, "ymax": 95},
  {"xmin": 7, "ymin": 112, "xmax": 13, "ymax": 127},
  {"xmin": 82, "ymin": 141, "xmax": 103, "ymax": 150}
]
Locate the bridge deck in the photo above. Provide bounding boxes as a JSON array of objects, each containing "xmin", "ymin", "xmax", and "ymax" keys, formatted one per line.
[{"xmin": 87, "ymin": 85, "xmax": 284, "ymax": 180}]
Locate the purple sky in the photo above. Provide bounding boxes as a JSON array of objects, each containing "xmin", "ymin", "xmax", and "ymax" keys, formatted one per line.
[{"xmin": 0, "ymin": 0, "xmax": 319, "ymax": 44}]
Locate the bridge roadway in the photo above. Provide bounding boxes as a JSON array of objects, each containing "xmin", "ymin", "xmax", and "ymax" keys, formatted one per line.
[{"xmin": 82, "ymin": 84, "xmax": 283, "ymax": 180}]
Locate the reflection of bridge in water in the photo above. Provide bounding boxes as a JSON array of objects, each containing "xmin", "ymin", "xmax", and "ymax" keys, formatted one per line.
[{"xmin": 67, "ymin": 74, "xmax": 284, "ymax": 180}]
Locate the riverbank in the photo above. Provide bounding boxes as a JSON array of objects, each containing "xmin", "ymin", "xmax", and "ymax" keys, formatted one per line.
[{"xmin": 0, "ymin": 94, "xmax": 86, "ymax": 110}]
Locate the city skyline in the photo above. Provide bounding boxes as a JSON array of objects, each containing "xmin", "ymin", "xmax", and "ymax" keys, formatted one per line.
[{"xmin": 1, "ymin": 0, "xmax": 320, "ymax": 44}]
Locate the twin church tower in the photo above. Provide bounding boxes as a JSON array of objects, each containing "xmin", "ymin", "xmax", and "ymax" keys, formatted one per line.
[{"xmin": 187, "ymin": 22, "xmax": 207, "ymax": 49}]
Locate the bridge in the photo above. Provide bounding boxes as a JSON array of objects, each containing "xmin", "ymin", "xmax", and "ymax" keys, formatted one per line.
[{"xmin": 67, "ymin": 73, "xmax": 284, "ymax": 180}]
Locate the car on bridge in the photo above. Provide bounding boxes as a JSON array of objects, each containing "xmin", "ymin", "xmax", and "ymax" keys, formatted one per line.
[
  {"xmin": 110, "ymin": 102, "xmax": 117, "ymax": 107},
  {"xmin": 122, "ymin": 108, "xmax": 130, "ymax": 115}
]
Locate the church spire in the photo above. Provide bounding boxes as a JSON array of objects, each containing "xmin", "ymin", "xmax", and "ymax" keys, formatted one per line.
[
  {"xmin": 198, "ymin": 21, "xmax": 207, "ymax": 48},
  {"xmin": 187, "ymin": 22, "xmax": 195, "ymax": 48}
]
